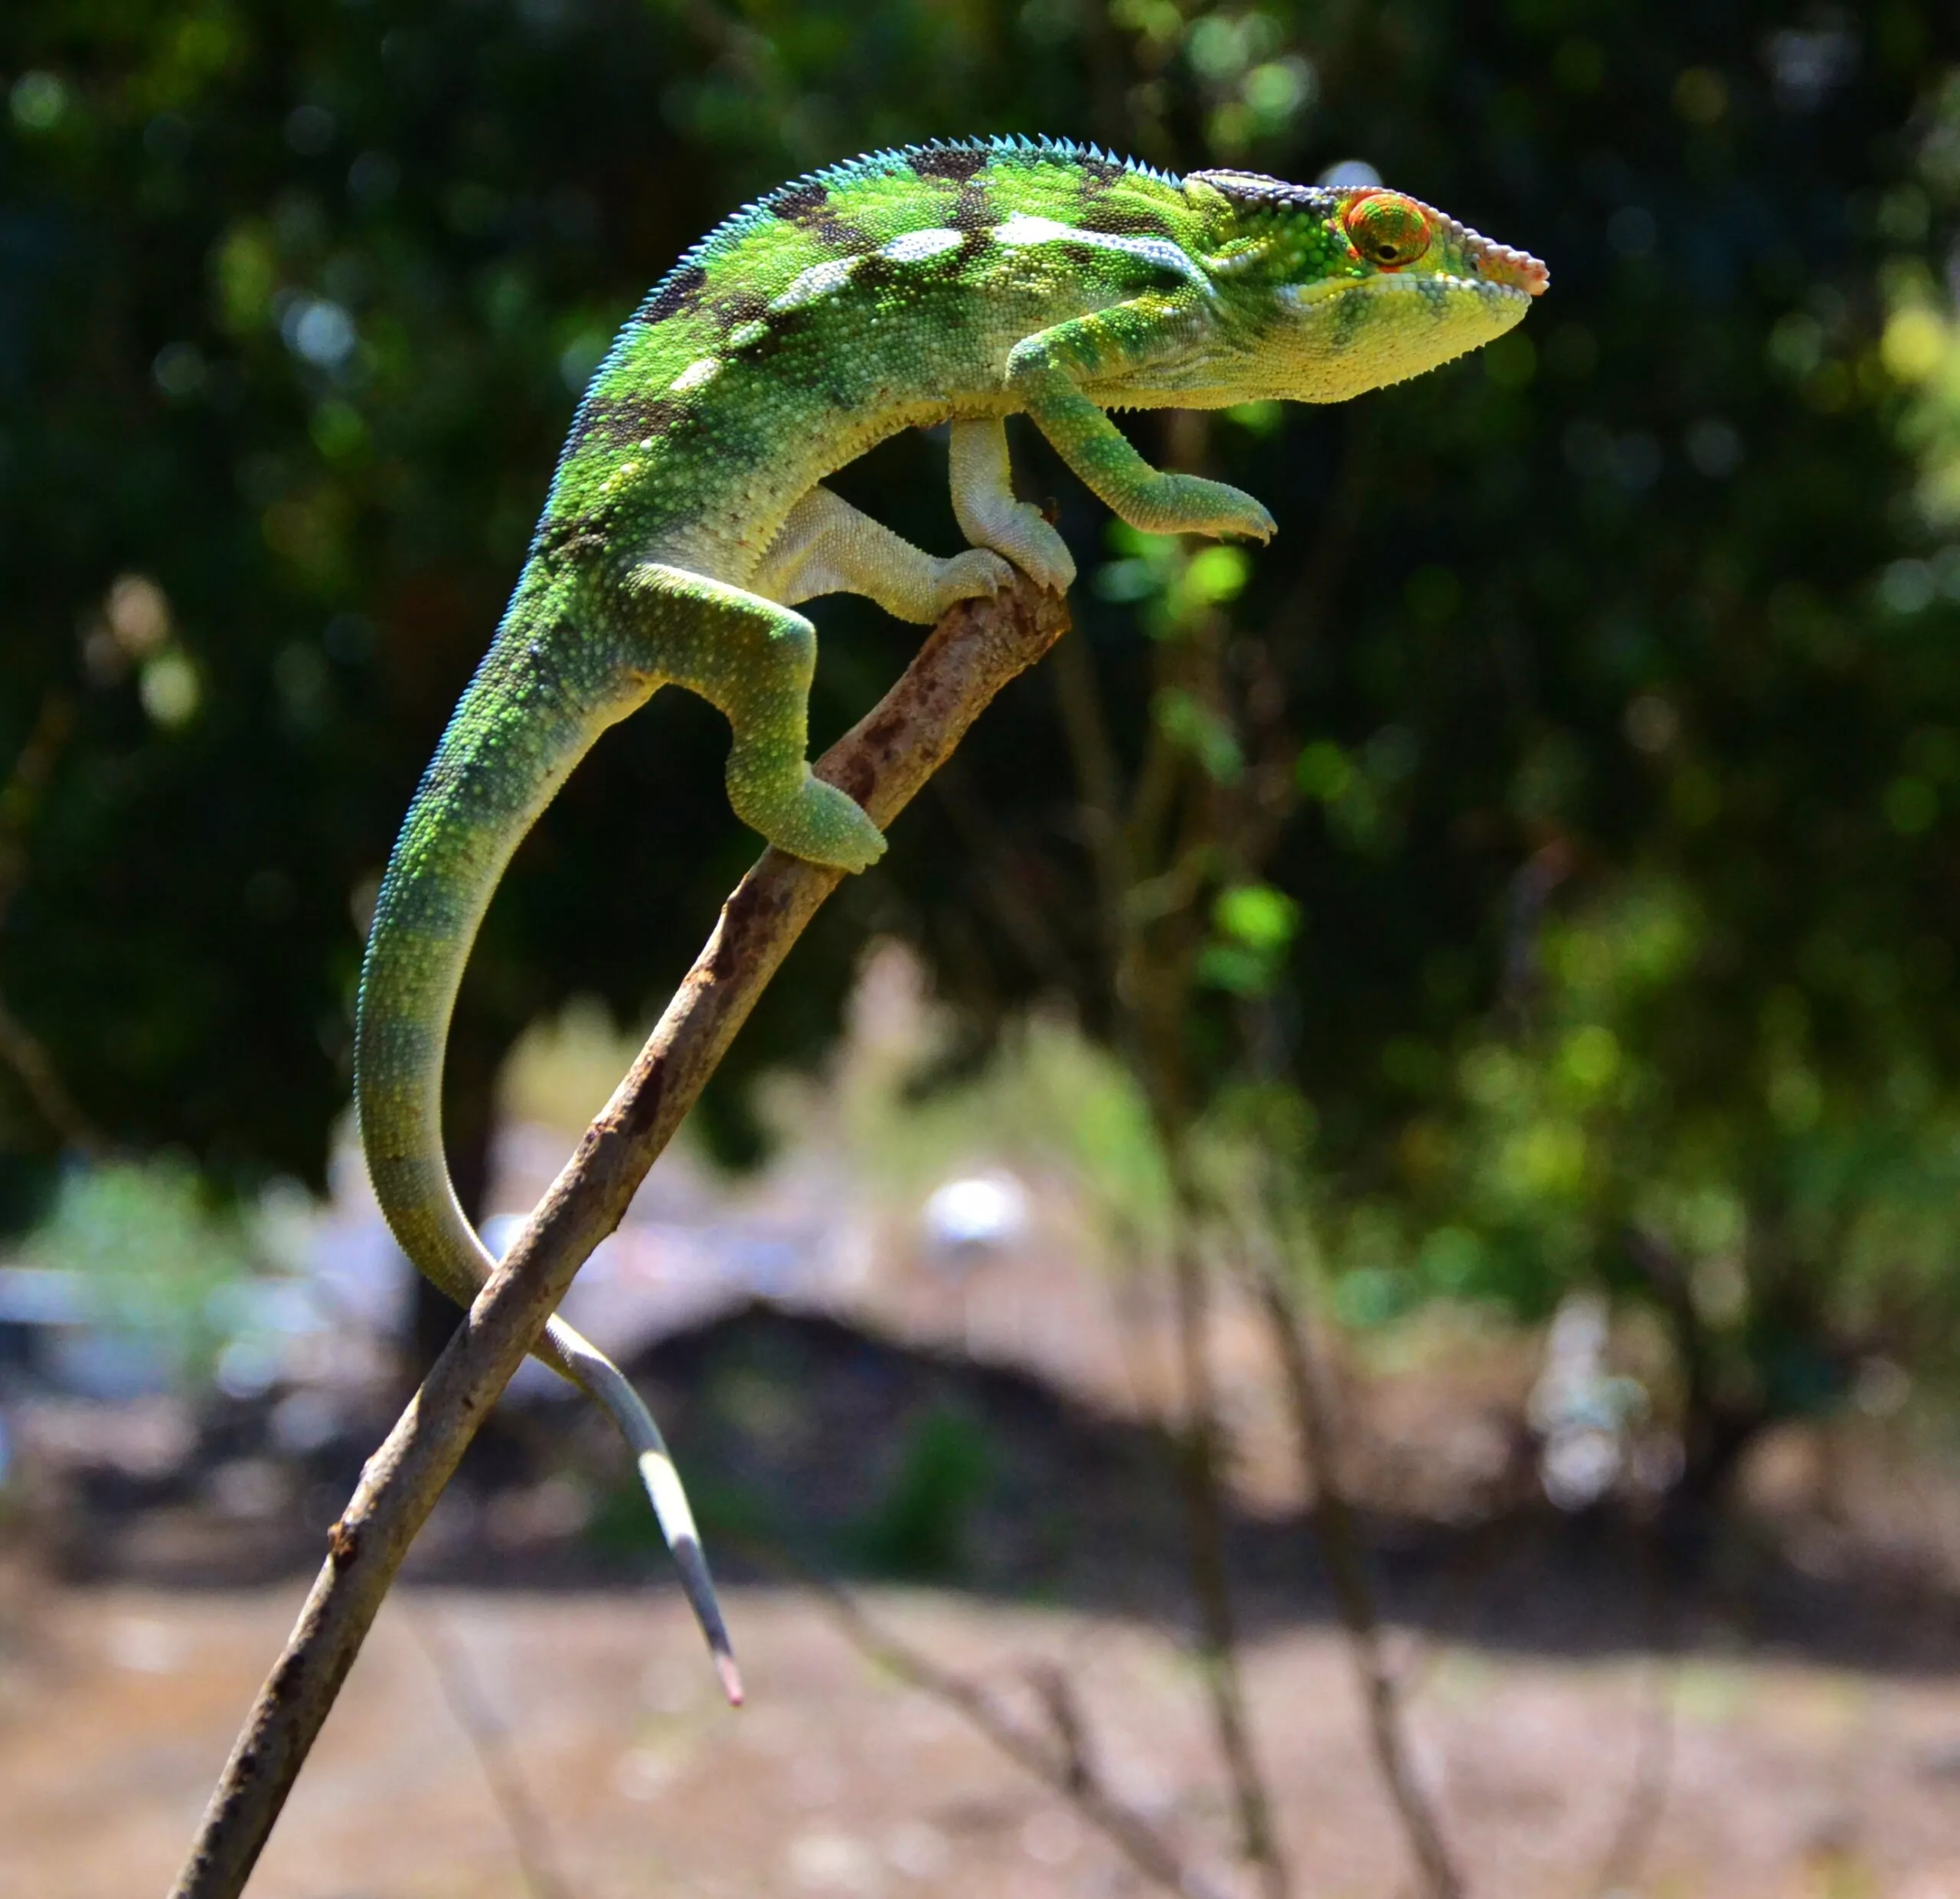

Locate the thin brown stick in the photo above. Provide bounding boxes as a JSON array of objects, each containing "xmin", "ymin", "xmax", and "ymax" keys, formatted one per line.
[
  {"xmin": 808, "ymin": 1574, "xmax": 1238, "ymax": 1899},
  {"xmin": 1165, "ymin": 1182, "xmax": 1291, "ymax": 1899},
  {"xmin": 0, "ymin": 693, "xmax": 101, "ymax": 1156},
  {"xmin": 1587, "ymin": 1655, "xmax": 1673, "ymax": 1899},
  {"xmin": 1587, "ymin": 1531, "xmax": 1675, "ymax": 1899},
  {"xmin": 168, "ymin": 576, "xmax": 1070, "ymax": 1899},
  {"xmin": 1050, "ymin": 609, "xmax": 1289, "ymax": 1899},
  {"xmin": 1242, "ymin": 1228, "xmax": 1463, "ymax": 1899},
  {"xmin": 399, "ymin": 1600, "xmax": 577, "ymax": 1899},
  {"xmin": 0, "ymin": 995, "xmax": 103, "ymax": 1155}
]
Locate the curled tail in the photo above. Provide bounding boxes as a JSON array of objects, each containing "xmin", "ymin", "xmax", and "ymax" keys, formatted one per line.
[{"xmin": 356, "ymin": 595, "xmax": 740, "ymax": 1702}]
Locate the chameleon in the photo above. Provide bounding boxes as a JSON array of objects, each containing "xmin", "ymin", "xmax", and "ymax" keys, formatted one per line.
[{"xmin": 354, "ymin": 135, "xmax": 1546, "ymax": 1698}]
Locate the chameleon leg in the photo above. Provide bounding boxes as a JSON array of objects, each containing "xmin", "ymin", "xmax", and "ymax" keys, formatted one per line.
[
  {"xmin": 750, "ymin": 484, "xmax": 1012, "ymax": 624},
  {"xmin": 1006, "ymin": 298, "xmax": 1278, "ymax": 541},
  {"xmin": 948, "ymin": 417, "xmax": 1077, "ymax": 593},
  {"xmin": 625, "ymin": 561, "xmax": 887, "ymax": 870}
]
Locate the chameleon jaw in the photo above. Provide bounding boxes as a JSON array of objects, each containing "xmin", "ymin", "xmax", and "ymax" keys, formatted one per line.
[
  {"xmin": 1277, "ymin": 272, "xmax": 1535, "ymax": 311},
  {"xmin": 1268, "ymin": 266, "xmax": 1537, "ymax": 402}
]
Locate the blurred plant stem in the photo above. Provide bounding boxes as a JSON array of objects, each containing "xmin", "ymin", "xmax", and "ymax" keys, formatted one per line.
[
  {"xmin": 734, "ymin": 1534, "xmax": 1238, "ymax": 1899},
  {"xmin": 1232, "ymin": 1168, "xmax": 1463, "ymax": 1899},
  {"xmin": 1053, "ymin": 406, "xmax": 1461, "ymax": 1897},
  {"xmin": 0, "ymin": 693, "xmax": 100, "ymax": 1156},
  {"xmin": 1050, "ymin": 559, "xmax": 1288, "ymax": 1899},
  {"xmin": 1584, "ymin": 1517, "xmax": 1677, "ymax": 1899},
  {"xmin": 400, "ymin": 1600, "xmax": 576, "ymax": 1899},
  {"xmin": 0, "ymin": 995, "xmax": 100, "ymax": 1157},
  {"xmin": 168, "ymin": 575, "xmax": 1070, "ymax": 1899},
  {"xmin": 1161, "ymin": 1158, "xmax": 1292, "ymax": 1899}
]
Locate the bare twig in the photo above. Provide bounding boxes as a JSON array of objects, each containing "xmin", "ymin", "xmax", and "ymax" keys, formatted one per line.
[
  {"xmin": 1049, "ymin": 572, "xmax": 1290, "ymax": 1899},
  {"xmin": 399, "ymin": 1600, "xmax": 577, "ymax": 1899},
  {"xmin": 0, "ymin": 995, "xmax": 103, "ymax": 1156},
  {"xmin": 714, "ymin": 1523, "xmax": 1233, "ymax": 1898},
  {"xmin": 168, "ymin": 576, "xmax": 1070, "ymax": 1899},
  {"xmin": 1025, "ymin": 1659, "xmax": 1098, "ymax": 1798},
  {"xmin": 1588, "ymin": 1655, "xmax": 1673, "ymax": 1899},
  {"xmin": 1242, "ymin": 1228, "xmax": 1463, "ymax": 1899},
  {"xmin": 1587, "ymin": 1531, "xmax": 1675, "ymax": 1899},
  {"xmin": 806, "ymin": 1574, "xmax": 1238, "ymax": 1899},
  {"xmin": 0, "ymin": 692, "xmax": 102, "ymax": 1155},
  {"xmin": 1165, "ymin": 1178, "xmax": 1291, "ymax": 1899}
]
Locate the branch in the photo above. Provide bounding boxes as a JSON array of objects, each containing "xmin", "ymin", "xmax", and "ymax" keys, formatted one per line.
[
  {"xmin": 400, "ymin": 1601, "xmax": 577, "ymax": 1899},
  {"xmin": 1237, "ymin": 1222, "xmax": 1462, "ymax": 1899},
  {"xmin": 807, "ymin": 1574, "xmax": 1237, "ymax": 1899},
  {"xmin": 168, "ymin": 575, "xmax": 1071, "ymax": 1899},
  {"xmin": 1164, "ymin": 1172, "xmax": 1291, "ymax": 1899},
  {"xmin": 0, "ymin": 993, "xmax": 103, "ymax": 1156}
]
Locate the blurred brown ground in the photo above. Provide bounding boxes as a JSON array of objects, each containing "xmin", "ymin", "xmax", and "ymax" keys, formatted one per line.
[{"xmin": 5, "ymin": 1577, "xmax": 1960, "ymax": 1899}]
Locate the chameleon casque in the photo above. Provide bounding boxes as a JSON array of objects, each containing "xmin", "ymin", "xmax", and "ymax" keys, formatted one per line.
[{"xmin": 354, "ymin": 136, "xmax": 1547, "ymax": 1694}]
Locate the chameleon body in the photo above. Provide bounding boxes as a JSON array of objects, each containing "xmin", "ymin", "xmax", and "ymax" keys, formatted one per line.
[{"xmin": 354, "ymin": 137, "xmax": 1546, "ymax": 1689}]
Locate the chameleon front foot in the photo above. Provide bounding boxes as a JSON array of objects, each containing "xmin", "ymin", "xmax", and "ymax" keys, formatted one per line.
[
  {"xmin": 964, "ymin": 499, "xmax": 1076, "ymax": 593},
  {"xmin": 1115, "ymin": 472, "xmax": 1276, "ymax": 544},
  {"xmin": 949, "ymin": 416, "xmax": 1078, "ymax": 593}
]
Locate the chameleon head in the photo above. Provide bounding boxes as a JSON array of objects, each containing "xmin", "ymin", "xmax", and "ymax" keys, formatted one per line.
[{"xmin": 1187, "ymin": 169, "xmax": 1548, "ymax": 404}]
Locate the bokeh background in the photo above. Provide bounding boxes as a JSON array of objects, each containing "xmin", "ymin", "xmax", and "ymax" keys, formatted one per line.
[{"xmin": 7, "ymin": 2, "xmax": 1960, "ymax": 1894}]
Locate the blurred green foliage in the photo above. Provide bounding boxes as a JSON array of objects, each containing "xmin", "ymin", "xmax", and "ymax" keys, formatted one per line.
[
  {"xmin": 852, "ymin": 1404, "xmax": 993, "ymax": 1578},
  {"xmin": 18, "ymin": 1158, "xmax": 256, "ymax": 1381},
  {"xmin": 5, "ymin": 2, "xmax": 1960, "ymax": 1474}
]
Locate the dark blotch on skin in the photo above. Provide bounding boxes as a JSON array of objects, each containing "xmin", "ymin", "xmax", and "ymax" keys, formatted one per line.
[
  {"xmin": 1080, "ymin": 197, "xmax": 1168, "ymax": 237},
  {"xmin": 771, "ymin": 180, "xmax": 829, "ymax": 220},
  {"xmin": 948, "ymin": 185, "xmax": 995, "ymax": 233},
  {"xmin": 815, "ymin": 212, "xmax": 878, "ymax": 252},
  {"xmin": 1331, "ymin": 289, "xmax": 1370, "ymax": 348},
  {"xmin": 728, "ymin": 312, "xmax": 799, "ymax": 367},
  {"xmin": 571, "ymin": 395, "xmax": 681, "ymax": 452},
  {"xmin": 638, "ymin": 262, "xmax": 707, "ymax": 325},
  {"xmin": 1076, "ymin": 154, "xmax": 1126, "ymax": 189},
  {"xmin": 910, "ymin": 145, "xmax": 990, "ymax": 183},
  {"xmin": 709, "ymin": 286, "xmax": 770, "ymax": 330},
  {"xmin": 536, "ymin": 517, "xmax": 612, "ymax": 567},
  {"xmin": 769, "ymin": 176, "xmax": 874, "ymax": 253}
]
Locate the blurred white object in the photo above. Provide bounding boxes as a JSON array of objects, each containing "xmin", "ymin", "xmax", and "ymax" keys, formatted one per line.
[
  {"xmin": 922, "ymin": 1172, "xmax": 1030, "ymax": 1263},
  {"xmin": 1529, "ymin": 1291, "xmax": 1651, "ymax": 1510},
  {"xmin": 1541, "ymin": 1428, "xmax": 1623, "ymax": 1512}
]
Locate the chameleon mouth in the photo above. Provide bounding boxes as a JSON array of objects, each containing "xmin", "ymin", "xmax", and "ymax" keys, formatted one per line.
[
  {"xmin": 1462, "ymin": 236, "xmax": 1548, "ymax": 296},
  {"xmin": 1422, "ymin": 201, "xmax": 1549, "ymax": 296},
  {"xmin": 1279, "ymin": 271, "xmax": 1534, "ymax": 311}
]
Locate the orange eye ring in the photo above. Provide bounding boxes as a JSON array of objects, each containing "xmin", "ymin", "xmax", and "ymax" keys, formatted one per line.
[{"xmin": 1342, "ymin": 191, "xmax": 1432, "ymax": 270}]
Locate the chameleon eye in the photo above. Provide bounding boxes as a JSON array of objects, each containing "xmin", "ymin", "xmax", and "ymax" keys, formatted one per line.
[{"xmin": 1342, "ymin": 192, "xmax": 1431, "ymax": 270}]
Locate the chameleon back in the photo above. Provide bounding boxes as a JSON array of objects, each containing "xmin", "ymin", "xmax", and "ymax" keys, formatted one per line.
[{"xmin": 541, "ymin": 140, "xmax": 1213, "ymax": 584}]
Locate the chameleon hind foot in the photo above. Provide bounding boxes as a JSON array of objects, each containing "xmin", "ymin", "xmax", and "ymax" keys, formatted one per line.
[
  {"xmin": 735, "ymin": 763, "xmax": 887, "ymax": 871},
  {"xmin": 932, "ymin": 545, "xmax": 1018, "ymax": 610},
  {"xmin": 626, "ymin": 561, "xmax": 887, "ymax": 872}
]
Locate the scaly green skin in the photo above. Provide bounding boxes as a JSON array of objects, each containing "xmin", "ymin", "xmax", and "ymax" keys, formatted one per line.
[{"xmin": 354, "ymin": 136, "xmax": 1546, "ymax": 1681}]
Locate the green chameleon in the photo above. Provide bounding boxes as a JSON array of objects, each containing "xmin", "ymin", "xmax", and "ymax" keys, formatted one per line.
[{"xmin": 355, "ymin": 136, "xmax": 1546, "ymax": 1695}]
